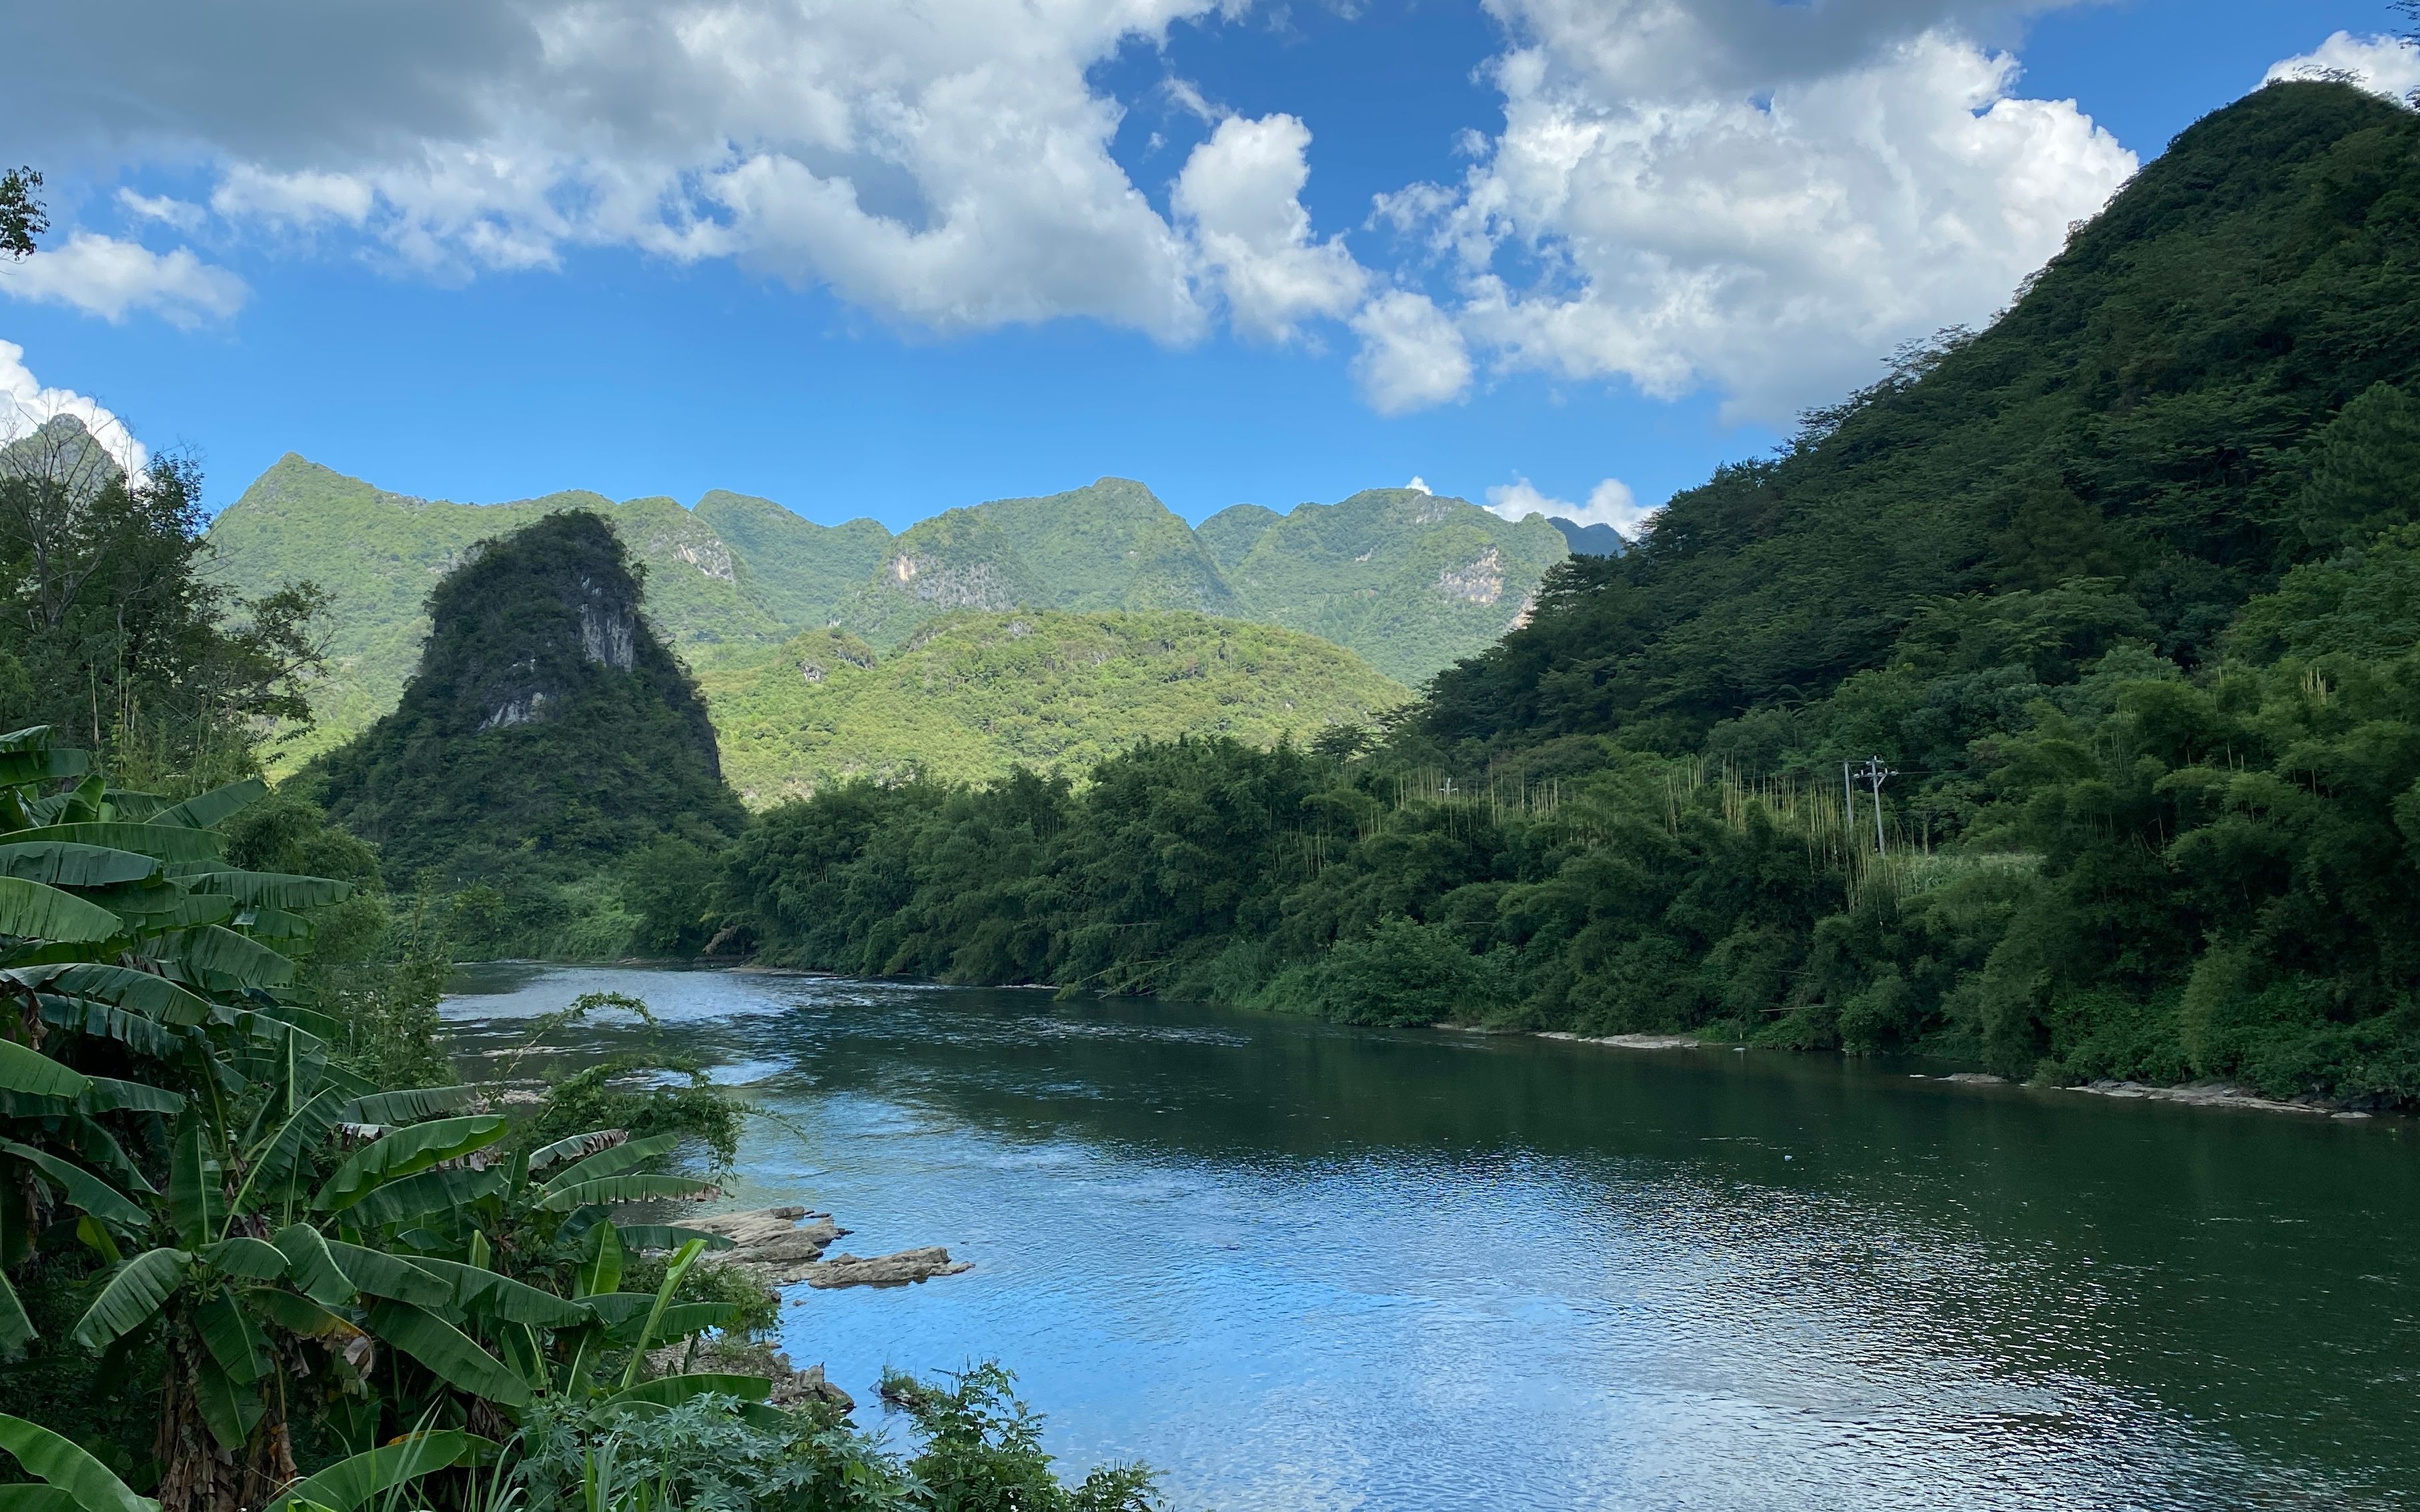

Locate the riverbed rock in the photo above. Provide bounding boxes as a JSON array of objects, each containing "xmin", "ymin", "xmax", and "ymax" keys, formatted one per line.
[
  {"xmin": 1537, "ymin": 1031, "xmax": 1704, "ymax": 1051},
  {"xmin": 794, "ymin": 1247, "xmax": 973, "ymax": 1290},
  {"xmin": 2070, "ymin": 1080, "xmax": 2328, "ymax": 1116},
  {"xmin": 642, "ymin": 1341, "xmax": 856, "ymax": 1414},
  {"xmin": 685, "ymin": 1205, "xmax": 851, "ymax": 1284}
]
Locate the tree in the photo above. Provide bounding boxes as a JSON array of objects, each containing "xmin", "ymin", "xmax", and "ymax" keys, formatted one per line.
[{"xmin": 0, "ymin": 169, "xmax": 42, "ymax": 261}]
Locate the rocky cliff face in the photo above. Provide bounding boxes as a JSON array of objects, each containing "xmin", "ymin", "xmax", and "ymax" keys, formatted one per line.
[{"xmin": 304, "ymin": 510, "xmax": 742, "ymax": 881}]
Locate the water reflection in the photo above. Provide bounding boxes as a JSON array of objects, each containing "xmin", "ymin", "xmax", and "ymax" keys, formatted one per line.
[{"xmin": 444, "ymin": 965, "xmax": 2419, "ymax": 1511}]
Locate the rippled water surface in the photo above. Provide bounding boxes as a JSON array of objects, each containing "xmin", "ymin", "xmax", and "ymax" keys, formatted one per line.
[{"xmin": 442, "ymin": 966, "xmax": 2420, "ymax": 1511}]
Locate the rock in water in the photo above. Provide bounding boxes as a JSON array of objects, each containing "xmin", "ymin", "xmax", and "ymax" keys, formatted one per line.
[{"xmin": 799, "ymin": 1247, "xmax": 973, "ymax": 1290}]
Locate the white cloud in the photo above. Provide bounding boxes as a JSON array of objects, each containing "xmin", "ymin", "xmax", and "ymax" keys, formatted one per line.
[
  {"xmin": 0, "ymin": 232, "xmax": 248, "ymax": 327},
  {"xmin": 1350, "ymin": 289, "xmax": 1471, "ymax": 414},
  {"xmin": 1174, "ymin": 113, "xmax": 1366, "ymax": 342},
  {"xmin": 115, "ymin": 189, "xmax": 203, "ymax": 230},
  {"xmin": 1373, "ymin": 2, "xmax": 2136, "ymax": 420},
  {"xmin": 0, "ymin": 341, "xmax": 148, "ymax": 476},
  {"xmin": 2265, "ymin": 33, "xmax": 2420, "ymax": 103},
  {"xmin": 23, "ymin": 0, "xmax": 1231, "ymax": 342},
  {"xmin": 1486, "ymin": 475, "xmax": 1655, "ymax": 536},
  {"xmin": 1405, "ymin": 476, "xmax": 1431, "ymax": 494},
  {"xmin": 210, "ymin": 165, "xmax": 377, "ymax": 227}
]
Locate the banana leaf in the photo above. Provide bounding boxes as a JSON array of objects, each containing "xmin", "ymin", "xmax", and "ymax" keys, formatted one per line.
[
  {"xmin": 259, "ymin": 1431, "xmax": 486, "ymax": 1512},
  {"xmin": 193, "ymin": 1288, "xmax": 270, "ymax": 1385},
  {"xmin": 0, "ymin": 1413, "xmax": 157, "ymax": 1512},
  {"xmin": 0, "ymin": 1041, "xmax": 88, "ymax": 1100},
  {"xmin": 197, "ymin": 1237, "xmax": 287, "ymax": 1281},
  {"xmin": 11, "ymin": 963, "xmax": 214, "ymax": 1027},
  {"xmin": 268, "ymin": 1226, "xmax": 358, "ymax": 1308},
  {"xmin": 248, "ymin": 1287, "xmax": 363, "ymax": 1345},
  {"xmin": 232, "ymin": 1088, "xmax": 346, "ymax": 1212},
  {"xmin": 78, "ymin": 1076, "xmax": 182, "ymax": 1114},
  {"xmin": 610, "ymin": 1225, "xmax": 736, "ymax": 1253},
  {"xmin": 542, "ymin": 1132, "xmax": 681, "ymax": 1193},
  {"xmin": 70, "ymin": 1249, "xmax": 188, "ymax": 1349},
  {"xmin": 365, "ymin": 1301, "xmax": 532, "ymax": 1408},
  {"xmin": 159, "ymin": 925, "xmax": 293, "ymax": 990},
  {"xmin": 0, "ymin": 880, "xmax": 120, "ymax": 944},
  {"xmin": 167, "ymin": 1120, "xmax": 220, "ymax": 1249},
  {"xmin": 527, "ymin": 1128, "xmax": 628, "ymax": 1170},
  {"xmin": 346, "ymin": 1166, "xmax": 506, "ymax": 1228},
  {"xmin": 35, "ymin": 998, "xmax": 175, "ymax": 1059},
  {"xmin": 537, "ymin": 1173, "xmax": 714, "ymax": 1212},
  {"xmin": 576, "ymin": 1219, "xmax": 622, "ymax": 1298},
  {"xmin": 189, "ymin": 1350, "xmax": 262, "ymax": 1449},
  {"xmin": 1, "ymin": 825, "xmax": 219, "ymax": 864},
  {"xmin": 0, "ymin": 1142, "xmax": 146, "ymax": 1227},
  {"xmin": 150, "ymin": 780, "xmax": 266, "ymax": 831},
  {"xmin": 598, "ymin": 1373, "xmax": 774, "ymax": 1414},
  {"xmin": 56, "ymin": 1115, "xmax": 155, "ymax": 1197},
  {"xmin": 0, "ymin": 844, "xmax": 157, "ymax": 888},
  {"xmin": 337, "ymin": 1086, "xmax": 474, "ymax": 1124},
  {"xmin": 0, "ymin": 1270, "xmax": 32, "ymax": 1353},
  {"xmin": 177, "ymin": 870, "xmax": 351, "ymax": 909},
  {"xmin": 322, "ymin": 1240, "xmax": 448, "ymax": 1305},
  {"xmin": 412, "ymin": 1259, "xmax": 590, "ymax": 1329},
  {"xmin": 316, "ymin": 1116, "xmax": 508, "ymax": 1211}
]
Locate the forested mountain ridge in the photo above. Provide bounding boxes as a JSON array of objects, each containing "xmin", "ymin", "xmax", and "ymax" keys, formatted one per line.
[
  {"xmin": 205, "ymin": 462, "xmax": 1564, "ymax": 766},
  {"xmin": 701, "ymin": 609, "xmax": 1410, "ymax": 804},
  {"xmin": 700, "ymin": 82, "xmax": 2420, "ymax": 1108}
]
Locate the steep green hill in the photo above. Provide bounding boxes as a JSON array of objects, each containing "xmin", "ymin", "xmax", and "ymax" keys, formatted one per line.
[
  {"xmin": 692, "ymin": 489, "xmax": 892, "ymax": 626},
  {"xmin": 975, "ymin": 478, "xmax": 1237, "ymax": 613},
  {"xmin": 830, "ymin": 507, "xmax": 1053, "ymax": 649},
  {"xmin": 1197, "ymin": 503, "xmax": 1284, "ymax": 570},
  {"xmin": 700, "ymin": 610, "xmax": 1411, "ymax": 805},
  {"xmin": 302, "ymin": 510, "xmax": 744, "ymax": 950},
  {"xmin": 1218, "ymin": 490, "xmax": 1568, "ymax": 684}
]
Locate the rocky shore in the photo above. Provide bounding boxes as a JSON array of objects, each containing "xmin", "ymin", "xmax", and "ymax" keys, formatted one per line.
[{"xmin": 685, "ymin": 1205, "xmax": 974, "ymax": 1289}]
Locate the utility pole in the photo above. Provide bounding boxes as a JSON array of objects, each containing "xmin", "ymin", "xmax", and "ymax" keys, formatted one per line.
[
  {"xmin": 1842, "ymin": 760, "xmax": 1856, "ymax": 832},
  {"xmin": 1854, "ymin": 756, "xmax": 1896, "ymax": 855}
]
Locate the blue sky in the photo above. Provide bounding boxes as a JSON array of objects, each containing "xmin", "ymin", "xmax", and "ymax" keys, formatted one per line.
[{"xmin": 1, "ymin": 0, "xmax": 2409, "ymax": 532}]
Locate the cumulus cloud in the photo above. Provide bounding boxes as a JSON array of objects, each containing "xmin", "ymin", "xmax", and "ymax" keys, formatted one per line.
[
  {"xmin": 0, "ymin": 341, "xmax": 149, "ymax": 476},
  {"xmin": 1392, "ymin": 3, "xmax": 2139, "ymax": 422},
  {"xmin": 2265, "ymin": 33, "xmax": 2420, "ymax": 103},
  {"xmin": 1175, "ymin": 113, "xmax": 1365, "ymax": 341},
  {"xmin": 1405, "ymin": 476, "xmax": 1431, "ymax": 494},
  {"xmin": 1351, "ymin": 290, "xmax": 1472, "ymax": 414},
  {"xmin": 20, "ymin": 0, "xmax": 1225, "ymax": 340},
  {"xmin": 0, "ymin": 232, "xmax": 248, "ymax": 327},
  {"xmin": 1486, "ymin": 475, "xmax": 1655, "ymax": 536}
]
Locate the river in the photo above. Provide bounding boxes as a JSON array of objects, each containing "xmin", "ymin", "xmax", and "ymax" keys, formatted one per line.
[{"xmin": 441, "ymin": 964, "xmax": 2419, "ymax": 1511}]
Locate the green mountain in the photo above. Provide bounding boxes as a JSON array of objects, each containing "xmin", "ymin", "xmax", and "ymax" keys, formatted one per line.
[
  {"xmin": 1215, "ymin": 489, "xmax": 1568, "ymax": 684},
  {"xmin": 700, "ymin": 610, "xmax": 1411, "ymax": 805},
  {"xmin": 974, "ymin": 478, "xmax": 1237, "ymax": 613},
  {"xmin": 301, "ymin": 510, "xmax": 744, "ymax": 949},
  {"xmin": 714, "ymin": 82, "xmax": 2420, "ymax": 1106},
  {"xmin": 830, "ymin": 506, "xmax": 1053, "ymax": 649},
  {"xmin": 692, "ymin": 489, "xmax": 893, "ymax": 627},
  {"xmin": 205, "ymin": 464, "xmax": 1568, "ymax": 766}
]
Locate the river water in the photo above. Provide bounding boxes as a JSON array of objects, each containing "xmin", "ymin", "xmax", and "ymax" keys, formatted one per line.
[{"xmin": 440, "ymin": 964, "xmax": 2420, "ymax": 1511}]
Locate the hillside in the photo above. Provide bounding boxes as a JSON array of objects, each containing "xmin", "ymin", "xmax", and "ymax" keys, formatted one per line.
[
  {"xmin": 301, "ymin": 510, "xmax": 744, "ymax": 950},
  {"xmin": 700, "ymin": 610, "xmax": 1411, "ymax": 804},
  {"xmin": 205, "ymin": 466, "xmax": 1567, "ymax": 766},
  {"xmin": 713, "ymin": 82, "xmax": 2420, "ymax": 1107},
  {"xmin": 1213, "ymin": 490, "xmax": 1568, "ymax": 684}
]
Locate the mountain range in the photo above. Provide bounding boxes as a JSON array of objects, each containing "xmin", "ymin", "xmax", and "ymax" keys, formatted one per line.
[{"xmin": 205, "ymin": 460, "xmax": 1567, "ymax": 768}]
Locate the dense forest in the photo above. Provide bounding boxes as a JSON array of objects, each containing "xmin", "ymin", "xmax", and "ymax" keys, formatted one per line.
[{"xmin": 672, "ymin": 81, "xmax": 2420, "ymax": 1106}]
